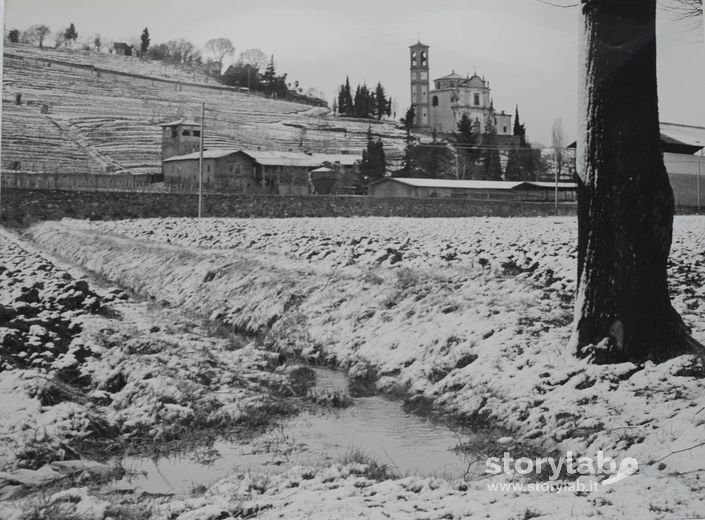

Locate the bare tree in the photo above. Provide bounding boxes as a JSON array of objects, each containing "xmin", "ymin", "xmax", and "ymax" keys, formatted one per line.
[
  {"xmin": 205, "ymin": 37, "xmax": 235, "ymax": 73},
  {"xmin": 23, "ymin": 24, "xmax": 51, "ymax": 49},
  {"xmin": 239, "ymin": 48, "xmax": 268, "ymax": 72},
  {"xmin": 572, "ymin": 0, "xmax": 703, "ymax": 363},
  {"xmin": 165, "ymin": 39, "xmax": 201, "ymax": 65},
  {"xmin": 661, "ymin": 0, "xmax": 703, "ymax": 19},
  {"xmin": 551, "ymin": 118, "xmax": 565, "ymax": 180}
]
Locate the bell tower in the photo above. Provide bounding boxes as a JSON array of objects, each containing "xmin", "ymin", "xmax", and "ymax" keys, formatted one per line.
[{"xmin": 409, "ymin": 41, "xmax": 430, "ymax": 128}]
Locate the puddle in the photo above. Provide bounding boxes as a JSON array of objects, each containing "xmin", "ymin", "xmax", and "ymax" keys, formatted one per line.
[{"xmin": 117, "ymin": 367, "xmax": 475, "ymax": 495}]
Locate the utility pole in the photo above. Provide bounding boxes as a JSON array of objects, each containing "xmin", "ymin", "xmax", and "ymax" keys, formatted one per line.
[
  {"xmin": 198, "ymin": 102, "xmax": 205, "ymax": 218},
  {"xmin": 554, "ymin": 150, "xmax": 559, "ymax": 216},
  {"xmin": 698, "ymin": 147, "xmax": 703, "ymax": 215}
]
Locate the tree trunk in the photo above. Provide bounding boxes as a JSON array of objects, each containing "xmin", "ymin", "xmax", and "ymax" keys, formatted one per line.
[{"xmin": 572, "ymin": 0, "xmax": 701, "ymax": 363}]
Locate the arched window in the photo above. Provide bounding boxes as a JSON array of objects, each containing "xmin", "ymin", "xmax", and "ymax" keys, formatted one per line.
[{"xmin": 432, "ymin": 96, "xmax": 439, "ymax": 107}]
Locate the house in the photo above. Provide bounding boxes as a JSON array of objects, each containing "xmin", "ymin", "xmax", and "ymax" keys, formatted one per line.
[
  {"xmin": 222, "ymin": 63, "xmax": 260, "ymax": 89},
  {"xmin": 368, "ymin": 178, "xmax": 577, "ymax": 201},
  {"xmin": 568, "ymin": 122, "xmax": 705, "ymax": 207},
  {"xmin": 162, "ymin": 149, "xmax": 360, "ymax": 194},
  {"xmin": 113, "ymin": 42, "xmax": 134, "ymax": 57}
]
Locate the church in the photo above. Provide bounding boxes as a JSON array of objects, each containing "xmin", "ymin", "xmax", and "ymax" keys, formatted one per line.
[{"xmin": 409, "ymin": 41, "xmax": 513, "ymax": 136}]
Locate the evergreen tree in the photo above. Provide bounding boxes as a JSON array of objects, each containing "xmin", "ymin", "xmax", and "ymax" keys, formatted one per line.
[
  {"xmin": 402, "ymin": 106, "xmax": 415, "ymax": 131},
  {"xmin": 374, "ymin": 82, "xmax": 387, "ymax": 119},
  {"xmin": 453, "ymin": 113, "xmax": 481, "ymax": 179},
  {"xmin": 479, "ymin": 109, "xmax": 502, "ymax": 180},
  {"xmin": 353, "ymin": 85, "xmax": 363, "ymax": 117},
  {"xmin": 260, "ymin": 56, "xmax": 288, "ymax": 97},
  {"xmin": 64, "ymin": 23, "xmax": 78, "ymax": 46},
  {"xmin": 344, "ymin": 77, "xmax": 353, "ymax": 115},
  {"xmin": 8, "ymin": 29, "xmax": 20, "ymax": 43},
  {"xmin": 140, "ymin": 27, "xmax": 150, "ymax": 56},
  {"xmin": 337, "ymin": 84, "xmax": 347, "ymax": 115},
  {"xmin": 505, "ymin": 108, "xmax": 539, "ymax": 181},
  {"xmin": 513, "ymin": 105, "xmax": 527, "ymax": 146},
  {"xmin": 360, "ymin": 127, "xmax": 386, "ymax": 181},
  {"xmin": 262, "ymin": 56, "xmax": 277, "ymax": 94}
]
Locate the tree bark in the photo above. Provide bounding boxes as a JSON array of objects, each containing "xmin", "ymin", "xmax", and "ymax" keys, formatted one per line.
[{"xmin": 573, "ymin": 0, "xmax": 702, "ymax": 363}]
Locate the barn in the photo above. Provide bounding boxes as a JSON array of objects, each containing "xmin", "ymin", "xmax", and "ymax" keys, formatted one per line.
[
  {"xmin": 368, "ymin": 178, "xmax": 577, "ymax": 201},
  {"xmin": 162, "ymin": 149, "xmax": 360, "ymax": 195}
]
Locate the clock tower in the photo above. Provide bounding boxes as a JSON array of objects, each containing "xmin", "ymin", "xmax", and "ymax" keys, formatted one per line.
[{"xmin": 409, "ymin": 41, "xmax": 430, "ymax": 128}]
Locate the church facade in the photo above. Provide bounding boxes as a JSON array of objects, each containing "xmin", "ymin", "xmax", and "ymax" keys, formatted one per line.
[{"xmin": 409, "ymin": 41, "xmax": 513, "ymax": 135}]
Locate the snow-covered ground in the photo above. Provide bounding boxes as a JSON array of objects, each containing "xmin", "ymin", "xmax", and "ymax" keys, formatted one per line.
[
  {"xmin": 0, "ymin": 229, "xmax": 300, "ymax": 502},
  {"xmin": 4, "ymin": 216, "xmax": 705, "ymax": 519}
]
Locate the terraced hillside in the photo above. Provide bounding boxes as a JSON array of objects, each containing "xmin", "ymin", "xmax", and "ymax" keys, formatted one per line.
[{"xmin": 2, "ymin": 44, "xmax": 407, "ymax": 176}]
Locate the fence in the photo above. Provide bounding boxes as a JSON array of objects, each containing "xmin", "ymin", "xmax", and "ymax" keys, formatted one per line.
[{"xmin": 0, "ymin": 171, "xmax": 156, "ymax": 192}]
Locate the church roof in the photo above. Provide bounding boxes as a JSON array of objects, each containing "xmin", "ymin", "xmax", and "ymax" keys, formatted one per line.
[
  {"xmin": 436, "ymin": 71, "xmax": 465, "ymax": 81},
  {"xmin": 409, "ymin": 40, "xmax": 429, "ymax": 48},
  {"xmin": 467, "ymin": 74, "xmax": 487, "ymax": 87}
]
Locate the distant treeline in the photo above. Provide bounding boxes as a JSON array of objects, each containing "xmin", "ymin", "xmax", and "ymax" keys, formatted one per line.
[
  {"xmin": 334, "ymin": 78, "xmax": 393, "ymax": 120},
  {"xmin": 6, "ymin": 25, "xmax": 328, "ymax": 107}
]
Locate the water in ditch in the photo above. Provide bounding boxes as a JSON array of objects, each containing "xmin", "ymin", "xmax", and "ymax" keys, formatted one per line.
[{"xmin": 117, "ymin": 367, "xmax": 475, "ymax": 495}]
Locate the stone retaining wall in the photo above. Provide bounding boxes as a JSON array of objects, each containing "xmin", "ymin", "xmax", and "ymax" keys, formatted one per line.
[{"xmin": 1, "ymin": 188, "xmax": 579, "ymax": 222}]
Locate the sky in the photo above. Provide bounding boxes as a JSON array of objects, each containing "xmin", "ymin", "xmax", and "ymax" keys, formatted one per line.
[{"xmin": 3, "ymin": 0, "xmax": 704, "ymax": 144}]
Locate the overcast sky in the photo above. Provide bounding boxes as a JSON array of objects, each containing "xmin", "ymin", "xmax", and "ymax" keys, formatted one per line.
[{"xmin": 4, "ymin": 0, "xmax": 704, "ymax": 144}]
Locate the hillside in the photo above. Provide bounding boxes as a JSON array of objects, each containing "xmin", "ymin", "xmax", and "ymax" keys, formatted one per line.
[{"xmin": 1, "ymin": 44, "xmax": 406, "ymax": 177}]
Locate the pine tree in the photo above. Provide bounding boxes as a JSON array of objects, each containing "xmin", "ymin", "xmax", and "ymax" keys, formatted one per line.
[
  {"xmin": 140, "ymin": 28, "xmax": 150, "ymax": 56},
  {"xmin": 262, "ymin": 56, "xmax": 277, "ymax": 96}
]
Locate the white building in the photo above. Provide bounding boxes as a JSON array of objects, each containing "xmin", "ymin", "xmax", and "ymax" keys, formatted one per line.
[{"xmin": 409, "ymin": 41, "xmax": 512, "ymax": 135}]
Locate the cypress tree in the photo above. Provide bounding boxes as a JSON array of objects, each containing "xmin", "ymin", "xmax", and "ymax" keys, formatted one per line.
[{"xmin": 375, "ymin": 82, "xmax": 387, "ymax": 119}]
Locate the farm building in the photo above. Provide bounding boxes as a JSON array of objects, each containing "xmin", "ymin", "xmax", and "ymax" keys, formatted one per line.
[
  {"xmin": 568, "ymin": 122, "xmax": 705, "ymax": 207},
  {"xmin": 113, "ymin": 43, "xmax": 134, "ymax": 57},
  {"xmin": 160, "ymin": 120, "xmax": 202, "ymax": 165},
  {"xmin": 368, "ymin": 178, "xmax": 577, "ymax": 201},
  {"xmin": 162, "ymin": 149, "xmax": 360, "ymax": 195}
]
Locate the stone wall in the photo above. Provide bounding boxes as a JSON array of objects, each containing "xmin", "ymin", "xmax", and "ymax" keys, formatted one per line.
[{"xmin": 0, "ymin": 188, "xmax": 579, "ymax": 223}]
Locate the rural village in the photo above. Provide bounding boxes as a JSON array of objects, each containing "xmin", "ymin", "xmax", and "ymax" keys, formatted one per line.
[{"xmin": 1, "ymin": 1, "xmax": 705, "ymax": 519}]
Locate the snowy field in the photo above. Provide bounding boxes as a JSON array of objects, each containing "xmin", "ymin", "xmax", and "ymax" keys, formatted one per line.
[{"xmin": 2, "ymin": 216, "xmax": 705, "ymax": 519}]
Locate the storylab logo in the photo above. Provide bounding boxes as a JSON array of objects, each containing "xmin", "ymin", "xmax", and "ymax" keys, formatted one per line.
[{"xmin": 485, "ymin": 451, "xmax": 638, "ymax": 493}]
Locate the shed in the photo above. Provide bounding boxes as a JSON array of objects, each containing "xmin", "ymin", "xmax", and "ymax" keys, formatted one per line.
[{"xmin": 368, "ymin": 177, "xmax": 577, "ymax": 201}]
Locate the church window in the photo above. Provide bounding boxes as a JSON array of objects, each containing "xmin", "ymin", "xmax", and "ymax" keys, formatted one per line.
[
  {"xmin": 432, "ymin": 96, "xmax": 439, "ymax": 107},
  {"xmin": 503, "ymin": 126, "xmax": 507, "ymax": 133},
  {"xmin": 474, "ymin": 93, "xmax": 480, "ymax": 106}
]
